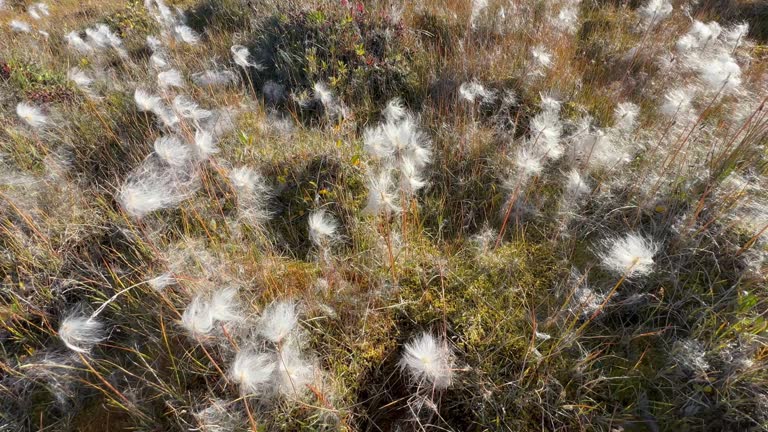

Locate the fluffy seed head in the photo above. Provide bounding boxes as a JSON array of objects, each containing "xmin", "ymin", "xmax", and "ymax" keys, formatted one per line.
[
  {"xmin": 614, "ymin": 102, "xmax": 640, "ymax": 132},
  {"xmin": 117, "ymin": 163, "xmax": 198, "ymax": 218},
  {"xmin": 173, "ymin": 25, "xmax": 199, "ymax": 44},
  {"xmin": 10, "ymin": 20, "xmax": 31, "ymax": 33},
  {"xmin": 134, "ymin": 88, "xmax": 162, "ymax": 112},
  {"xmin": 59, "ymin": 313, "xmax": 105, "ymax": 354},
  {"xmin": 16, "ymin": 102, "xmax": 47, "ymax": 128},
  {"xmin": 599, "ymin": 233, "xmax": 658, "ymax": 278},
  {"xmin": 209, "ymin": 287, "xmax": 242, "ymax": 323},
  {"xmin": 639, "ymin": 0, "xmax": 672, "ymax": 27},
  {"xmin": 180, "ymin": 295, "xmax": 214, "ymax": 337},
  {"xmin": 158, "ymin": 69, "xmax": 185, "ymax": 89},
  {"xmin": 363, "ymin": 169, "xmax": 400, "ymax": 215},
  {"xmin": 308, "ymin": 209, "xmax": 338, "ymax": 247},
  {"xmin": 154, "ymin": 135, "xmax": 192, "ymax": 167},
  {"xmin": 258, "ymin": 301, "xmax": 298, "ymax": 343},
  {"xmin": 274, "ymin": 342, "xmax": 315, "ymax": 396},
  {"xmin": 230, "ymin": 350, "xmax": 275, "ymax": 395},
  {"xmin": 231, "ymin": 44, "xmax": 261, "ymax": 69},
  {"xmin": 660, "ymin": 88, "xmax": 693, "ymax": 118},
  {"xmin": 399, "ymin": 332, "xmax": 454, "ymax": 389},
  {"xmin": 565, "ymin": 169, "xmax": 590, "ymax": 198}
]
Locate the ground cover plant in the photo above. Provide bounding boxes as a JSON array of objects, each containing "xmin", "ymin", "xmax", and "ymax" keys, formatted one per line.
[{"xmin": 1, "ymin": 0, "xmax": 767, "ymax": 430}]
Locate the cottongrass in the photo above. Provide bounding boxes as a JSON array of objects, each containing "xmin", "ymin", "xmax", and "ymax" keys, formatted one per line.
[
  {"xmin": 180, "ymin": 288, "xmax": 242, "ymax": 338},
  {"xmin": 117, "ymin": 160, "xmax": 199, "ymax": 218},
  {"xmin": 564, "ymin": 169, "xmax": 590, "ymax": 199},
  {"xmin": 638, "ymin": 0, "xmax": 672, "ymax": 28},
  {"xmin": 58, "ymin": 312, "xmax": 105, "ymax": 354},
  {"xmin": 363, "ymin": 169, "xmax": 400, "ymax": 215},
  {"xmin": 459, "ymin": 80, "xmax": 496, "ymax": 104},
  {"xmin": 599, "ymin": 233, "xmax": 658, "ymax": 278},
  {"xmin": 274, "ymin": 341, "xmax": 316, "ymax": 397},
  {"xmin": 308, "ymin": 209, "xmax": 338, "ymax": 247},
  {"xmin": 158, "ymin": 69, "xmax": 185, "ymax": 90},
  {"xmin": 134, "ymin": 88, "xmax": 162, "ymax": 112},
  {"xmin": 192, "ymin": 129, "xmax": 218, "ymax": 159},
  {"xmin": 399, "ymin": 332, "xmax": 454, "ymax": 390},
  {"xmin": 258, "ymin": 301, "xmax": 298, "ymax": 344},
  {"xmin": 153, "ymin": 135, "xmax": 192, "ymax": 167},
  {"xmin": 146, "ymin": 273, "xmax": 176, "ymax": 291},
  {"xmin": 16, "ymin": 102, "xmax": 48, "ymax": 129},
  {"xmin": 10, "ymin": 20, "xmax": 32, "ymax": 33},
  {"xmin": 230, "ymin": 350, "xmax": 275, "ymax": 395},
  {"xmin": 192, "ymin": 69, "xmax": 239, "ymax": 87},
  {"xmin": 231, "ymin": 44, "xmax": 261, "ymax": 69}
]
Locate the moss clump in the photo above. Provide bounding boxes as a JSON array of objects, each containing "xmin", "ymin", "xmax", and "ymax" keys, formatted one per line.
[
  {"xmin": 247, "ymin": 2, "xmax": 414, "ymax": 121},
  {"xmin": 4, "ymin": 59, "xmax": 75, "ymax": 104}
]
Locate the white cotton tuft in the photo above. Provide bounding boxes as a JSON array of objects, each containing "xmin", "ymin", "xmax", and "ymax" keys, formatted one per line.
[
  {"xmin": 599, "ymin": 233, "xmax": 658, "ymax": 278},
  {"xmin": 173, "ymin": 24, "xmax": 199, "ymax": 44},
  {"xmin": 134, "ymin": 88, "xmax": 162, "ymax": 112},
  {"xmin": 67, "ymin": 68, "xmax": 94, "ymax": 89},
  {"xmin": 230, "ymin": 350, "xmax": 275, "ymax": 395},
  {"xmin": 529, "ymin": 109, "xmax": 563, "ymax": 160},
  {"xmin": 660, "ymin": 88, "xmax": 694, "ymax": 118},
  {"xmin": 363, "ymin": 169, "xmax": 400, "ymax": 215},
  {"xmin": 154, "ymin": 135, "xmax": 192, "ymax": 167},
  {"xmin": 173, "ymin": 95, "xmax": 212, "ymax": 122},
  {"xmin": 382, "ymin": 98, "xmax": 407, "ymax": 123},
  {"xmin": 513, "ymin": 147, "xmax": 543, "ymax": 179},
  {"xmin": 274, "ymin": 341, "xmax": 315, "ymax": 396},
  {"xmin": 10, "ymin": 20, "xmax": 32, "ymax": 33},
  {"xmin": 66, "ymin": 31, "xmax": 94, "ymax": 53},
  {"xmin": 158, "ymin": 69, "xmax": 185, "ymax": 89},
  {"xmin": 554, "ymin": 4, "xmax": 580, "ymax": 33},
  {"xmin": 676, "ymin": 21, "xmax": 722, "ymax": 53},
  {"xmin": 16, "ymin": 102, "xmax": 48, "ymax": 129},
  {"xmin": 231, "ymin": 44, "xmax": 261, "ymax": 69},
  {"xmin": 638, "ymin": 0, "xmax": 672, "ymax": 28},
  {"xmin": 459, "ymin": 80, "xmax": 496, "ymax": 104},
  {"xmin": 399, "ymin": 332, "xmax": 454, "ymax": 390},
  {"xmin": 181, "ymin": 295, "xmax": 214, "ymax": 337},
  {"xmin": 147, "ymin": 273, "xmax": 176, "ymax": 291},
  {"xmin": 209, "ymin": 287, "xmax": 242, "ymax": 323},
  {"xmin": 724, "ymin": 23, "xmax": 749, "ymax": 49},
  {"xmin": 59, "ymin": 313, "xmax": 105, "ymax": 354},
  {"xmin": 614, "ymin": 102, "xmax": 640, "ymax": 132},
  {"xmin": 565, "ymin": 169, "xmax": 590, "ymax": 198},
  {"xmin": 695, "ymin": 53, "xmax": 742, "ymax": 93},
  {"xmin": 229, "ymin": 166, "xmax": 272, "ymax": 225},
  {"xmin": 117, "ymin": 163, "xmax": 198, "ymax": 218},
  {"xmin": 192, "ymin": 129, "xmax": 218, "ymax": 159},
  {"xmin": 530, "ymin": 45, "xmax": 553, "ymax": 75},
  {"xmin": 258, "ymin": 301, "xmax": 298, "ymax": 343},
  {"xmin": 308, "ymin": 209, "xmax": 338, "ymax": 247}
]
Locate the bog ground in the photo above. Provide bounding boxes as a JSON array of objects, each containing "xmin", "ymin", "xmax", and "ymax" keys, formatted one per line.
[{"xmin": 1, "ymin": 0, "xmax": 767, "ymax": 431}]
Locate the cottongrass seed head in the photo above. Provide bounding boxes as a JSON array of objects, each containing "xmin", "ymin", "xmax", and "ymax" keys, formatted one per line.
[
  {"xmin": 599, "ymin": 233, "xmax": 659, "ymax": 278},
  {"xmin": 274, "ymin": 341, "xmax": 315, "ymax": 397},
  {"xmin": 181, "ymin": 294, "xmax": 215, "ymax": 337},
  {"xmin": 308, "ymin": 209, "xmax": 338, "ymax": 247},
  {"xmin": 16, "ymin": 102, "xmax": 48, "ymax": 129},
  {"xmin": 399, "ymin": 332, "xmax": 454, "ymax": 390},
  {"xmin": 230, "ymin": 349, "xmax": 275, "ymax": 395},
  {"xmin": 59, "ymin": 312, "xmax": 105, "ymax": 354},
  {"xmin": 258, "ymin": 300, "xmax": 298, "ymax": 343}
]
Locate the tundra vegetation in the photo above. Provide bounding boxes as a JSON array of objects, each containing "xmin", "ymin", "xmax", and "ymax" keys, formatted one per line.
[{"xmin": 0, "ymin": 0, "xmax": 767, "ymax": 431}]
